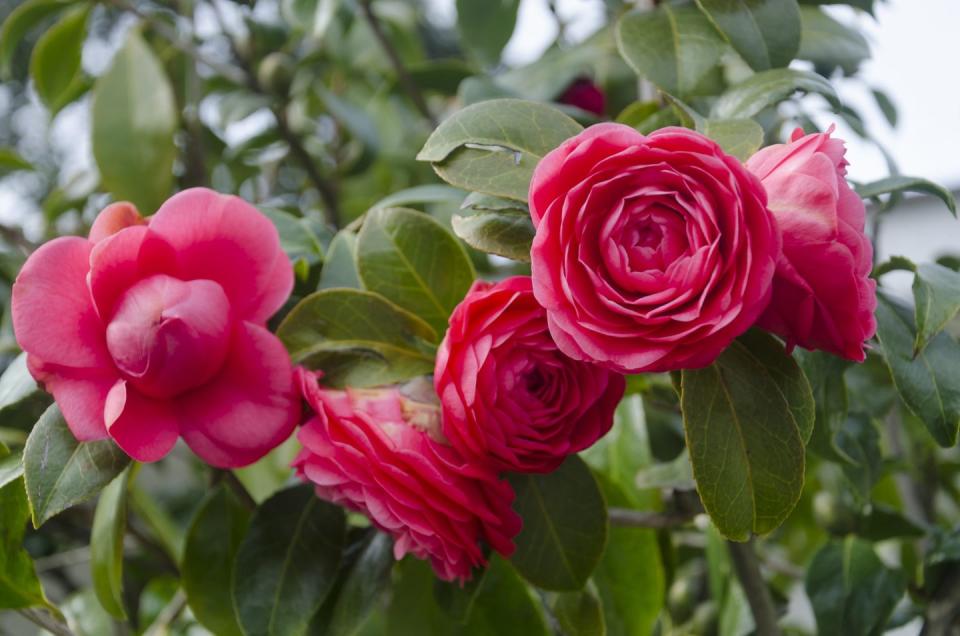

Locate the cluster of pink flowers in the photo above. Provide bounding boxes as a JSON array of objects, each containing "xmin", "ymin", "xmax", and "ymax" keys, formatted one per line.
[{"xmin": 11, "ymin": 122, "xmax": 875, "ymax": 582}]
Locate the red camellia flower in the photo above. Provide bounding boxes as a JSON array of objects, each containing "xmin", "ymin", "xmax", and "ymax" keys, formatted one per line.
[
  {"xmin": 435, "ymin": 276, "xmax": 624, "ymax": 473},
  {"xmin": 746, "ymin": 127, "xmax": 876, "ymax": 361},
  {"xmin": 12, "ymin": 188, "xmax": 300, "ymax": 467},
  {"xmin": 558, "ymin": 77, "xmax": 606, "ymax": 117},
  {"xmin": 293, "ymin": 369, "xmax": 521, "ymax": 582},
  {"xmin": 529, "ymin": 123, "xmax": 780, "ymax": 373}
]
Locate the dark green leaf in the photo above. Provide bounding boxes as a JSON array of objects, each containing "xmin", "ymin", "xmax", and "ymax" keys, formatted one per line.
[
  {"xmin": 0, "ymin": 443, "xmax": 47, "ymax": 610},
  {"xmin": 0, "ymin": 0, "xmax": 75, "ymax": 78},
  {"xmin": 834, "ymin": 414, "xmax": 881, "ymax": 499},
  {"xmin": 553, "ymin": 586, "xmax": 606, "ymax": 636},
  {"xmin": 797, "ymin": 6, "xmax": 869, "ymax": 75},
  {"xmin": 277, "ymin": 288, "xmax": 437, "ymax": 388},
  {"xmin": 616, "ymin": 5, "xmax": 727, "ymax": 97},
  {"xmin": 233, "ymin": 484, "xmax": 346, "ymax": 636},
  {"xmin": 875, "ymin": 294, "xmax": 960, "ymax": 447},
  {"xmin": 796, "ymin": 350, "xmax": 851, "ymax": 462},
  {"xmin": 508, "ymin": 456, "xmax": 608, "ymax": 591},
  {"xmin": 855, "ymin": 504, "xmax": 924, "ymax": 542},
  {"xmin": 456, "ymin": 0, "xmax": 520, "ymax": 67},
  {"xmin": 23, "ymin": 404, "xmax": 130, "ymax": 527},
  {"xmin": 856, "ymin": 176, "xmax": 957, "ymax": 216},
  {"xmin": 90, "ymin": 465, "xmax": 133, "ymax": 619},
  {"xmin": 805, "ymin": 538, "xmax": 905, "ymax": 636},
  {"xmin": 261, "ymin": 208, "xmax": 324, "ymax": 275},
  {"xmin": 452, "ymin": 207, "xmax": 534, "ymax": 261},
  {"xmin": 695, "ymin": 0, "xmax": 801, "ymax": 70},
  {"xmin": 92, "ymin": 30, "xmax": 177, "ymax": 214},
  {"xmin": 417, "ymin": 99, "xmax": 582, "ymax": 202},
  {"xmin": 872, "ymin": 88, "xmax": 897, "ymax": 127},
  {"xmin": 323, "ymin": 532, "xmax": 394, "ymax": 636},
  {"xmin": 681, "ymin": 330, "xmax": 811, "ymax": 540},
  {"xmin": 356, "ymin": 207, "xmax": 475, "ymax": 335},
  {"xmin": 912, "ymin": 263, "xmax": 960, "ymax": 354},
  {"xmin": 29, "ymin": 6, "xmax": 88, "ymax": 113},
  {"xmin": 183, "ymin": 484, "xmax": 251, "ymax": 636},
  {"xmin": 711, "ymin": 68, "xmax": 838, "ymax": 119},
  {"xmin": 318, "ymin": 231, "xmax": 361, "ymax": 291}
]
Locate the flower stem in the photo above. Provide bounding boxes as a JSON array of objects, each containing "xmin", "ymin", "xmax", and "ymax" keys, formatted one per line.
[{"xmin": 727, "ymin": 538, "xmax": 782, "ymax": 636}]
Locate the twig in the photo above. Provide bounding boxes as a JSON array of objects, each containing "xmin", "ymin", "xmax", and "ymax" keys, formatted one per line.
[
  {"xmin": 608, "ymin": 507, "xmax": 699, "ymax": 529},
  {"xmin": 358, "ymin": 0, "xmax": 437, "ymax": 127},
  {"xmin": 727, "ymin": 539, "xmax": 782, "ymax": 636},
  {"xmin": 17, "ymin": 608, "xmax": 76, "ymax": 636},
  {"xmin": 143, "ymin": 589, "xmax": 188, "ymax": 636}
]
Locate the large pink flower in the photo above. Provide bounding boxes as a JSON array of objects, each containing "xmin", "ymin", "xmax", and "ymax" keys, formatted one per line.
[
  {"xmin": 746, "ymin": 128, "xmax": 876, "ymax": 361},
  {"xmin": 293, "ymin": 369, "xmax": 520, "ymax": 582},
  {"xmin": 529, "ymin": 123, "xmax": 780, "ymax": 373},
  {"xmin": 435, "ymin": 276, "xmax": 624, "ymax": 473},
  {"xmin": 12, "ymin": 188, "xmax": 299, "ymax": 467}
]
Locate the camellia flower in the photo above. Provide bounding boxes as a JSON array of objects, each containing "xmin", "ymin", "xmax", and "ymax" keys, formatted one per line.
[
  {"xmin": 746, "ymin": 127, "xmax": 876, "ymax": 361},
  {"xmin": 435, "ymin": 276, "xmax": 624, "ymax": 473},
  {"xmin": 529, "ymin": 123, "xmax": 780, "ymax": 373},
  {"xmin": 12, "ymin": 188, "xmax": 300, "ymax": 467},
  {"xmin": 293, "ymin": 369, "xmax": 521, "ymax": 582},
  {"xmin": 558, "ymin": 77, "xmax": 606, "ymax": 117}
]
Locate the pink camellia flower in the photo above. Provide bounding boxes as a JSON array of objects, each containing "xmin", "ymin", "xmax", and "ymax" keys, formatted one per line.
[
  {"xmin": 293, "ymin": 369, "xmax": 520, "ymax": 582},
  {"xmin": 529, "ymin": 123, "xmax": 780, "ymax": 373},
  {"xmin": 746, "ymin": 127, "xmax": 876, "ymax": 361},
  {"xmin": 12, "ymin": 188, "xmax": 300, "ymax": 467},
  {"xmin": 558, "ymin": 77, "xmax": 606, "ymax": 117},
  {"xmin": 435, "ymin": 276, "xmax": 624, "ymax": 473}
]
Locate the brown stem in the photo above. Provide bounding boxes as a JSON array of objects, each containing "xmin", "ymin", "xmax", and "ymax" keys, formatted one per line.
[
  {"xmin": 607, "ymin": 507, "xmax": 699, "ymax": 529},
  {"xmin": 358, "ymin": 0, "xmax": 437, "ymax": 127},
  {"xmin": 17, "ymin": 609, "xmax": 76, "ymax": 636},
  {"xmin": 727, "ymin": 539, "xmax": 782, "ymax": 636}
]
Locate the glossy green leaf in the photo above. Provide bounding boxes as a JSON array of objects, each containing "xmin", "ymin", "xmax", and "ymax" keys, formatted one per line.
[
  {"xmin": 695, "ymin": 0, "xmax": 801, "ymax": 70},
  {"xmin": 681, "ymin": 330, "xmax": 811, "ymax": 540},
  {"xmin": 554, "ymin": 585, "xmax": 606, "ymax": 636},
  {"xmin": 875, "ymin": 294, "xmax": 960, "ymax": 447},
  {"xmin": 233, "ymin": 484, "xmax": 346, "ymax": 636},
  {"xmin": 452, "ymin": 207, "xmax": 534, "ymax": 261},
  {"xmin": 23, "ymin": 404, "xmax": 130, "ymax": 527},
  {"xmin": 701, "ymin": 118, "xmax": 764, "ymax": 160},
  {"xmin": 0, "ymin": 352, "xmax": 39, "ymax": 413},
  {"xmin": 356, "ymin": 207, "xmax": 475, "ymax": 335},
  {"xmin": 323, "ymin": 531, "xmax": 394, "ymax": 636},
  {"xmin": 508, "ymin": 456, "xmax": 608, "ymax": 591},
  {"xmin": 797, "ymin": 6, "xmax": 870, "ymax": 74},
  {"xmin": 456, "ymin": 0, "xmax": 520, "ymax": 67},
  {"xmin": 183, "ymin": 484, "xmax": 251, "ymax": 636},
  {"xmin": 318, "ymin": 231, "xmax": 361, "ymax": 291},
  {"xmin": 856, "ymin": 175, "xmax": 957, "ymax": 216},
  {"xmin": 262, "ymin": 207, "xmax": 324, "ymax": 275},
  {"xmin": 90, "ymin": 465, "xmax": 133, "ymax": 619},
  {"xmin": 92, "ymin": 29, "xmax": 177, "ymax": 214},
  {"xmin": 911, "ymin": 263, "xmax": 960, "ymax": 354},
  {"xmin": 29, "ymin": 6, "xmax": 88, "ymax": 113},
  {"xmin": 0, "ymin": 0, "xmax": 75, "ymax": 78},
  {"xmin": 277, "ymin": 288, "xmax": 437, "ymax": 388},
  {"xmin": 0, "ymin": 450, "xmax": 23, "ymax": 491},
  {"xmin": 616, "ymin": 5, "xmax": 726, "ymax": 97},
  {"xmin": 0, "ymin": 443, "xmax": 47, "ymax": 610},
  {"xmin": 805, "ymin": 538, "xmax": 905, "ymax": 636},
  {"xmin": 711, "ymin": 68, "xmax": 838, "ymax": 119},
  {"xmin": 417, "ymin": 99, "xmax": 582, "ymax": 202}
]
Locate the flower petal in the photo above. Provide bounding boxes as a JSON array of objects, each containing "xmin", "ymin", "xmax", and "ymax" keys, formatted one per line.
[
  {"xmin": 28, "ymin": 357, "xmax": 115, "ymax": 441},
  {"xmin": 104, "ymin": 380, "xmax": 180, "ymax": 462},
  {"xmin": 89, "ymin": 202, "xmax": 146, "ymax": 244}
]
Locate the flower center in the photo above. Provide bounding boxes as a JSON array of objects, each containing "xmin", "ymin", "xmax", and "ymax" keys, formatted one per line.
[{"xmin": 105, "ymin": 274, "xmax": 232, "ymax": 399}]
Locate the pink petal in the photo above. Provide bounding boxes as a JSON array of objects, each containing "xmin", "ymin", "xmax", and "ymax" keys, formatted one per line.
[
  {"xmin": 87, "ymin": 226, "xmax": 177, "ymax": 320},
  {"xmin": 147, "ymin": 188, "xmax": 293, "ymax": 323},
  {"xmin": 104, "ymin": 380, "xmax": 180, "ymax": 462},
  {"xmin": 89, "ymin": 202, "xmax": 146, "ymax": 244},
  {"xmin": 179, "ymin": 322, "xmax": 299, "ymax": 468},
  {"xmin": 12, "ymin": 236, "xmax": 111, "ymax": 369},
  {"xmin": 28, "ymin": 357, "xmax": 115, "ymax": 441}
]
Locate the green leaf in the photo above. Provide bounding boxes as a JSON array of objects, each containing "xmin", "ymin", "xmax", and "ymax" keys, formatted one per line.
[
  {"xmin": 0, "ymin": 352, "xmax": 39, "ymax": 413},
  {"xmin": 855, "ymin": 504, "xmax": 924, "ymax": 542},
  {"xmin": 701, "ymin": 118, "xmax": 764, "ymax": 161},
  {"xmin": 233, "ymin": 484, "xmax": 346, "ymax": 636},
  {"xmin": 323, "ymin": 531, "xmax": 394, "ymax": 636},
  {"xmin": 90, "ymin": 465, "xmax": 133, "ymax": 619},
  {"xmin": 0, "ymin": 0, "xmax": 75, "ymax": 78},
  {"xmin": 695, "ymin": 0, "xmax": 801, "ymax": 70},
  {"xmin": 805, "ymin": 538, "xmax": 905, "ymax": 636},
  {"xmin": 23, "ymin": 404, "xmax": 130, "ymax": 527},
  {"xmin": 633, "ymin": 450, "xmax": 695, "ymax": 491},
  {"xmin": 277, "ymin": 288, "xmax": 437, "ymax": 388},
  {"xmin": 508, "ymin": 456, "xmax": 608, "ymax": 591},
  {"xmin": 912, "ymin": 263, "xmax": 960, "ymax": 354},
  {"xmin": 29, "ymin": 6, "xmax": 88, "ymax": 113},
  {"xmin": 875, "ymin": 294, "xmax": 960, "ymax": 447},
  {"xmin": 0, "ymin": 444, "xmax": 47, "ymax": 610},
  {"xmin": 856, "ymin": 175, "xmax": 957, "ymax": 216},
  {"xmin": 0, "ymin": 148, "xmax": 33, "ymax": 176},
  {"xmin": 616, "ymin": 5, "xmax": 727, "ymax": 97},
  {"xmin": 456, "ymin": 0, "xmax": 520, "ymax": 67},
  {"xmin": 92, "ymin": 29, "xmax": 177, "ymax": 214},
  {"xmin": 61, "ymin": 588, "xmax": 115, "ymax": 636},
  {"xmin": 356, "ymin": 207, "xmax": 475, "ymax": 335},
  {"xmin": 681, "ymin": 330, "xmax": 811, "ymax": 540},
  {"xmin": 553, "ymin": 585, "xmax": 606, "ymax": 636},
  {"xmin": 318, "ymin": 231, "xmax": 361, "ymax": 291},
  {"xmin": 0, "ymin": 450, "xmax": 23, "ymax": 491},
  {"xmin": 452, "ymin": 206, "xmax": 534, "ymax": 261},
  {"xmin": 183, "ymin": 484, "xmax": 250, "ymax": 636},
  {"xmin": 417, "ymin": 99, "xmax": 582, "ymax": 202},
  {"xmin": 796, "ymin": 350, "xmax": 851, "ymax": 462},
  {"xmin": 834, "ymin": 414, "xmax": 881, "ymax": 499},
  {"xmin": 711, "ymin": 68, "xmax": 838, "ymax": 119},
  {"xmin": 261, "ymin": 207, "xmax": 324, "ymax": 275},
  {"xmin": 797, "ymin": 6, "xmax": 870, "ymax": 75},
  {"xmin": 872, "ymin": 88, "xmax": 897, "ymax": 127},
  {"xmin": 371, "ymin": 184, "xmax": 467, "ymax": 210}
]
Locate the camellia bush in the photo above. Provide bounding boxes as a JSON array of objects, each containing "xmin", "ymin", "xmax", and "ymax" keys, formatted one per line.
[{"xmin": 2, "ymin": 0, "xmax": 960, "ymax": 634}]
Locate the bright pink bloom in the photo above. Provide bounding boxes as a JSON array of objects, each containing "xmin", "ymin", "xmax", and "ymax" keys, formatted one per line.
[
  {"xmin": 435, "ymin": 276, "xmax": 624, "ymax": 473},
  {"xmin": 747, "ymin": 127, "xmax": 876, "ymax": 361},
  {"xmin": 529, "ymin": 123, "xmax": 780, "ymax": 373},
  {"xmin": 559, "ymin": 78, "xmax": 606, "ymax": 117},
  {"xmin": 12, "ymin": 188, "xmax": 299, "ymax": 467},
  {"xmin": 293, "ymin": 369, "xmax": 520, "ymax": 582}
]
